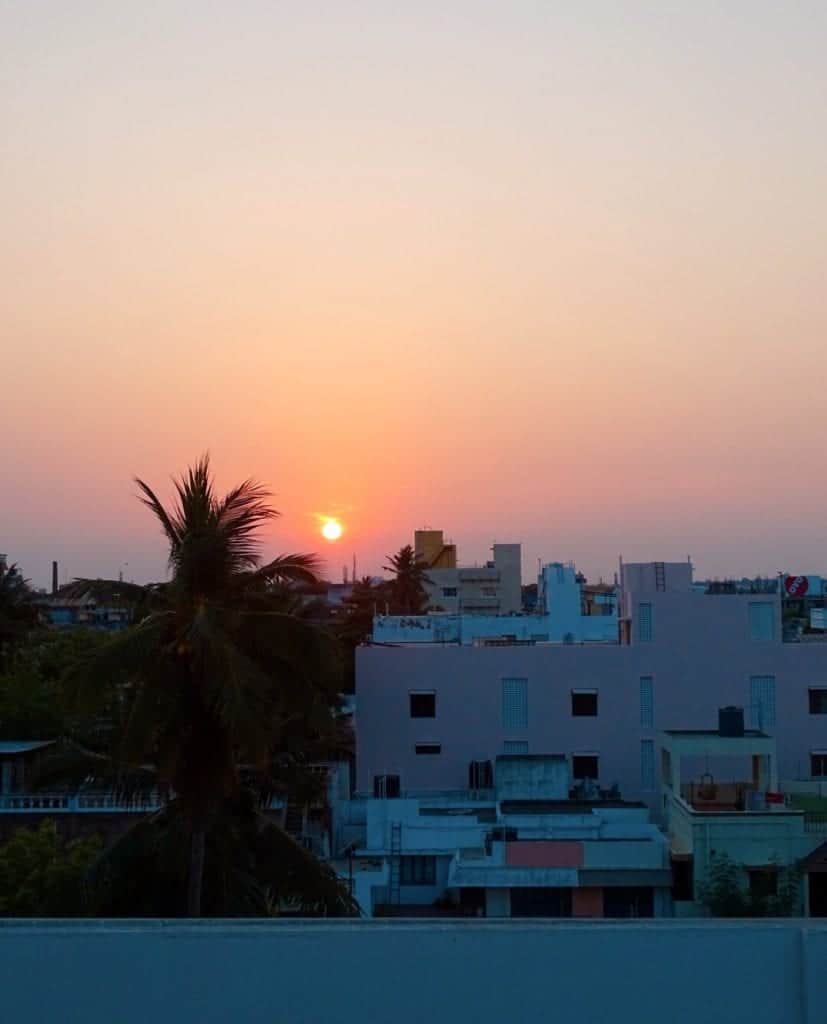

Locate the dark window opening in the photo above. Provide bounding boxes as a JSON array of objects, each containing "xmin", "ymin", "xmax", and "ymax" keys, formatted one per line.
[
  {"xmin": 604, "ymin": 887, "xmax": 654, "ymax": 918},
  {"xmin": 671, "ymin": 857, "xmax": 694, "ymax": 901},
  {"xmin": 400, "ymin": 856, "xmax": 436, "ymax": 885},
  {"xmin": 510, "ymin": 887, "xmax": 572, "ymax": 918},
  {"xmin": 809, "ymin": 690, "xmax": 827, "ymax": 715},
  {"xmin": 415, "ymin": 742, "xmax": 441, "ymax": 755},
  {"xmin": 373, "ymin": 774, "xmax": 400, "ymax": 798},
  {"xmin": 410, "ymin": 692, "xmax": 436, "ymax": 718},
  {"xmin": 572, "ymin": 755, "xmax": 599, "ymax": 780},
  {"xmin": 812, "ymin": 754, "xmax": 827, "ymax": 778},
  {"xmin": 571, "ymin": 691, "xmax": 598, "ymax": 716},
  {"xmin": 748, "ymin": 868, "xmax": 778, "ymax": 902}
]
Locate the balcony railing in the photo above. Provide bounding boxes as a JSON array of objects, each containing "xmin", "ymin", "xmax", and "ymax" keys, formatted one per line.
[{"xmin": 0, "ymin": 792, "xmax": 163, "ymax": 813}]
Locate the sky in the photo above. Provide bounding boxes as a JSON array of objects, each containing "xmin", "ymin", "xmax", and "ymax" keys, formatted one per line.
[{"xmin": 2, "ymin": 2, "xmax": 827, "ymax": 590}]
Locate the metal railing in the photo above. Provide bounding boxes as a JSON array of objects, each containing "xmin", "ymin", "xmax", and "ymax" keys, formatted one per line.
[{"xmin": 0, "ymin": 792, "xmax": 162, "ymax": 813}]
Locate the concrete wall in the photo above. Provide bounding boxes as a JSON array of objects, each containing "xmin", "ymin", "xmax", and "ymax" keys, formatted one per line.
[
  {"xmin": 356, "ymin": 590, "xmax": 827, "ymax": 798},
  {"xmin": 1, "ymin": 920, "xmax": 826, "ymax": 1024}
]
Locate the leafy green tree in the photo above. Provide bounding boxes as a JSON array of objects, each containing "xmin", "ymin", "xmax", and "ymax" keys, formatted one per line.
[
  {"xmin": 0, "ymin": 820, "xmax": 101, "ymax": 916},
  {"xmin": 384, "ymin": 545, "xmax": 431, "ymax": 615},
  {"xmin": 62, "ymin": 455, "xmax": 355, "ymax": 917},
  {"xmin": 700, "ymin": 852, "xmax": 800, "ymax": 917},
  {"xmin": 0, "ymin": 629, "xmax": 107, "ymax": 740},
  {"xmin": 0, "ymin": 563, "xmax": 38, "ymax": 671}
]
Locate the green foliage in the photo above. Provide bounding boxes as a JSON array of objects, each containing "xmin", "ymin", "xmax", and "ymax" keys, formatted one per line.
[
  {"xmin": 0, "ymin": 563, "xmax": 38, "ymax": 671},
  {"xmin": 700, "ymin": 852, "xmax": 800, "ymax": 917},
  {"xmin": 92, "ymin": 795, "xmax": 356, "ymax": 917},
  {"xmin": 383, "ymin": 545, "xmax": 431, "ymax": 615},
  {"xmin": 59, "ymin": 455, "xmax": 354, "ymax": 916},
  {"xmin": 0, "ymin": 820, "xmax": 101, "ymax": 916},
  {"xmin": 0, "ymin": 629, "xmax": 108, "ymax": 740}
]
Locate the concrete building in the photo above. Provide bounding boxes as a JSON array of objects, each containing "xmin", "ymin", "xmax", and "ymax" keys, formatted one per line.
[
  {"xmin": 414, "ymin": 530, "xmax": 522, "ymax": 614},
  {"xmin": 357, "ymin": 558, "xmax": 827, "ymax": 911},
  {"xmin": 342, "ymin": 753, "xmax": 671, "ymax": 918},
  {"xmin": 373, "ymin": 560, "xmax": 618, "ymax": 644},
  {"xmin": 660, "ymin": 720, "xmax": 821, "ymax": 914}
]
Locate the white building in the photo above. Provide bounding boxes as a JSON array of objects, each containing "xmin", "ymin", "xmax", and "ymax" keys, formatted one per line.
[{"xmin": 372, "ymin": 560, "xmax": 618, "ymax": 645}]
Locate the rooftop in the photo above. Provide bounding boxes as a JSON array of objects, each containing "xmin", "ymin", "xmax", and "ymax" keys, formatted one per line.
[{"xmin": 0, "ymin": 740, "xmax": 54, "ymax": 755}]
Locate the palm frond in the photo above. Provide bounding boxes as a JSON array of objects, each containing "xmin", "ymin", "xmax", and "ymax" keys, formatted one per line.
[
  {"xmin": 62, "ymin": 611, "xmax": 174, "ymax": 716},
  {"xmin": 134, "ymin": 478, "xmax": 183, "ymax": 554},
  {"xmin": 216, "ymin": 479, "xmax": 279, "ymax": 572},
  {"xmin": 244, "ymin": 552, "xmax": 323, "ymax": 587}
]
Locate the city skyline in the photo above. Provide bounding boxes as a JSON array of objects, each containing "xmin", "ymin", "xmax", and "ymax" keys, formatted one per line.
[{"xmin": 3, "ymin": 2, "xmax": 827, "ymax": 590}]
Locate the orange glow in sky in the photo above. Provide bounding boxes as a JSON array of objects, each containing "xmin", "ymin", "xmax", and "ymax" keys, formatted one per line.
[{"xmin": 3, "ymin": 4, "xmax": 827, "ymax": 589}]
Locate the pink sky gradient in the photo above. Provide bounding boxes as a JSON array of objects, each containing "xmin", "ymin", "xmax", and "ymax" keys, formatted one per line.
[{"xmin": 2, "ymin": 3, "xmax": 827, "ymax": 590}]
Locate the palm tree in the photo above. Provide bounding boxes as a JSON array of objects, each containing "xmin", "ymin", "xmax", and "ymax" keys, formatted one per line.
[
  {"xmin": 384, "ymin": 545, "xmax": 431, "ymax": 615},
  {"xmin": 63, "ymin": 456, "xmax": 355, "ymax": 916}
]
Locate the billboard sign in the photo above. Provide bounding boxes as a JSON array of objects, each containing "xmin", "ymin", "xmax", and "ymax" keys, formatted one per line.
[{"xmin": 784, "ymin": 575, "xmax": 809, "ymax": 597}]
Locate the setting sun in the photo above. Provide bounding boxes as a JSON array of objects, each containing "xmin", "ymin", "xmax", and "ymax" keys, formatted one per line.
[{"xmin": 321, "ymin": 518, "xmax": 343, "ymax": 542}]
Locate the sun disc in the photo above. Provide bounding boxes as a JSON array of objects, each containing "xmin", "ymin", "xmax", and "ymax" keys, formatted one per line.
[{"xmin": 321, "ymin": 519, "xmax": 343, "ymax": 541}]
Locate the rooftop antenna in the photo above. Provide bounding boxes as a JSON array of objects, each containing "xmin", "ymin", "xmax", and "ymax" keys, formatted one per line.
[{"xmin": 353, "ymin": 553, "xmax": 357, "ymax": 583}]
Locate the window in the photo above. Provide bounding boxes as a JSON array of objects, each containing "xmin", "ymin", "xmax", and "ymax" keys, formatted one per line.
[
  {"xmin": 409, "ymin": 692, "xmax": 436, "ymax": 718},
  {"xmin": 749, "ymin": 602, "xmax": 775, "ymax": 641},
  {"xmin": 442, "ymin": 587, "xmax": 457, "ymax": 598},
  {"xmin": 809, "ymin": 689, "xmax": 827, "ymax": 715},
  {"xmin": 641, "ymin": 739, "xmax": 655, "ymax": 791},
  {"xmin": 504, "ymin": 740, "xmax": 529, "ymax": 754},
  {"xmin": 811, "ymin": 753, "xmax": 827, "ymax": 778},
  {"xmin": 373, "ymin": 774, "xmax": 400, "ymax": 798},
  {"xmin": 482, "ymin": 587, "xmax": 498, "ymax": 597},
  {"xmin": 502, "ymin": 678, "xmax": 528, "ymax": 729},
  {"xmin": 640, "ymin": 676, "xmax": 654, "ymax": 728},
  {"xmin": 414, "ymin": 742, "xmax": 441, "ymax": 755},
  {"xmin": 400, "ymin": 856, "xmax": 436, "ymax": 886},
  {"xmin": 572, "ymin": 754, "xmax": 599, "ymax": 780},
  {"xmin": 671, "ymin": 856, "xmax": 694, "ymax": 901},
  {"xmin": 638, "ymin": 603, "xmax": 653, "ymax": 642},
  {"xmin": 749, "ymin": 675, "xmax": 776, "ymax": 729},
  {"xmin": 571, "ymin": 690, "xmax": 598, "ymax": 716}
]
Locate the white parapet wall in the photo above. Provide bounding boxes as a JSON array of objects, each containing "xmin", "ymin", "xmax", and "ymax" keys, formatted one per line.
[{"xmin": 0, "ymin": 920, "xmax": 826, "ymax": 1024}]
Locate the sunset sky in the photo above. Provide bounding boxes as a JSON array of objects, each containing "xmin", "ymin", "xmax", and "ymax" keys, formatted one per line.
[{"xmin": 3, "ymin": 2, "xmax": 827, "ymax": 590}]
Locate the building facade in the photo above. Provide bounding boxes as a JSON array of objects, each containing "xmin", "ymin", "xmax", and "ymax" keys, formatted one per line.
[
  {"xmin": 414, "ymin": 530, "xmax": 522, "ymax": 614},
  {"xmin": 373, "ymin": 560, "xmax": 618, "ymax": 645},
  {"xmin": 358, "ymin": 561, "xmax": 827, "ymax": 806}
]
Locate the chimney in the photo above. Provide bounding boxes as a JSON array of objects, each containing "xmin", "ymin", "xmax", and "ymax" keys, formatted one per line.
[{"xmin": 52, "ymin": 561, "xmax": 59, "ymax": 596}]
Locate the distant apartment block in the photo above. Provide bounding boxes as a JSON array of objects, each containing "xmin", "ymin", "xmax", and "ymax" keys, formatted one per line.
[
  {"xmin": 414, "ymin": 530, "xmax": 522, "ymax": 614},
  {"xmin": 373, "ymin": 559, "xmax": 618, "ymax": 644}
]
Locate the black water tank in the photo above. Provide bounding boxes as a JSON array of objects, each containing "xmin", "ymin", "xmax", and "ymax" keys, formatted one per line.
[{"xmin": 719, "ymin": 706, "xmax": 744, "ymax": 737}]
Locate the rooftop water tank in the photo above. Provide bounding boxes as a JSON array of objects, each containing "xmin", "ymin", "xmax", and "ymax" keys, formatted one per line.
[{"xmin": 719, "ymin": 706, "xmax": 745, "ymax": 737}]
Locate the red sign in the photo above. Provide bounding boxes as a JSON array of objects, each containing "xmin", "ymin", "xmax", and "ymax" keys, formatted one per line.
[{"xmin": 784, "ymin": 575, "xmax": 809, "ymax": 597}]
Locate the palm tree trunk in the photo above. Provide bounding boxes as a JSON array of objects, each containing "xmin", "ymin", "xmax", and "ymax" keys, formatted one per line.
[{"xmin": 188, "ymin": 826, "xmax": 206, "ymax": 917}]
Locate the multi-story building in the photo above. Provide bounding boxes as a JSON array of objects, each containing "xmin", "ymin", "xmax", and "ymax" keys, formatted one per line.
[
  {"xmin": 357, "ymin": 558, "xmax": 827, "ymax": 914},
  {"xmin": 339, "ymin": 753, "xmax": 671, "ymax": 918},
  {"xmin": 414, "ymin": 530, "xmax": 522, "ymax": 614},
  {"xmin": 373, "ymin": 560, "xmax": 618, "ymax": 645}
]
